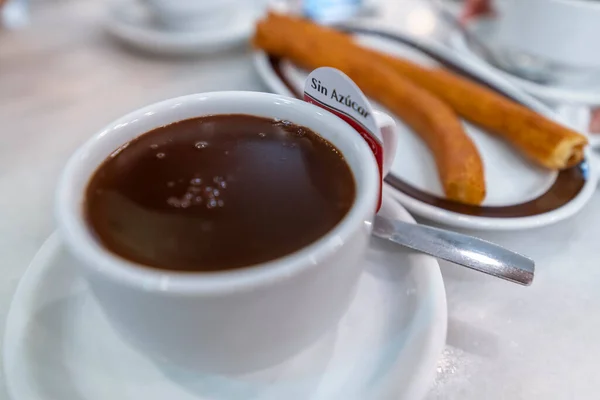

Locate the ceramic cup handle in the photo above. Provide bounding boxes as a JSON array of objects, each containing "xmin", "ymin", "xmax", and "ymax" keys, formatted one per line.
[{"xmin": 374, "ymin": 110, "xmax": 398, "ymax": 178}]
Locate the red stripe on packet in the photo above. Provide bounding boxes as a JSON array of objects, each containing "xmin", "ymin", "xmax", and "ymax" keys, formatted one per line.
[{"xmin": 304, "ymin": 94, "xmax": 383, "ymax": 211}]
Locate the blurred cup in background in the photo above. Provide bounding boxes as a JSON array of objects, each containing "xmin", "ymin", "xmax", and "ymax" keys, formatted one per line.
[
  {"xmin": 139, "ymin": 0, "xmax": 240, "ymax": 32},
  {"xmin": 496, "ymin": 0, "xmax": 600, "ymax": 70}
]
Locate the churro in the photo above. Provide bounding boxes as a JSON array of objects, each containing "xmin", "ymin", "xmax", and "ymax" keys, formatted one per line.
[
  {"xmin": 254, "ymin": 13, "xmax": 486, "ymax": 205},
  {"xmin": 380, "ymin": 58, "xmax": 587, "ymax": 169},
  {"xmin": 255, "ymin": 13, "xmax": 587, "ymax": 170}
]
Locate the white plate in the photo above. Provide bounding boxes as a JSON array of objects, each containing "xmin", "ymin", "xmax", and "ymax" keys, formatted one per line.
[
  {"xmin": 450, "ymin": 17, "xmax": 600, "ymax": 107},
  {"xmin": 3, "ymin": 190, "xmax": 447, "ymax": 400},
  {"xmin": 254, "ymin": 27, "xmax": 598, "ymax": 230},
  {"xmin": 105, "ymin": 0, "xmax": 258, "ymax": 56}
]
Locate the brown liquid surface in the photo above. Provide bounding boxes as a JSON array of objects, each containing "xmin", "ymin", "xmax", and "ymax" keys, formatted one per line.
[{"xmin": 85, "ymin": 114, "xmax": 356, "ymax": 272}]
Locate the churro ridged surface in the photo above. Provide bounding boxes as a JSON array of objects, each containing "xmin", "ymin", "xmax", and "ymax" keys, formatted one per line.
[{"xmin": 379, "ymin": 60, "xmax": 587, "ymax": 170}]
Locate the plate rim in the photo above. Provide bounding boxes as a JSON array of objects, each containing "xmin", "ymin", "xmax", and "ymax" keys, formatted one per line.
[{"xmin": 3, "ymin": 193, "xmax": 447, "ymax": 400}]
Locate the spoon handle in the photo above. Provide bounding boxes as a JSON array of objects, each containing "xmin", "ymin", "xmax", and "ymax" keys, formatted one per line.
[{"xmin": 373, "ymin": 216, "xmax": 535, "ymax": 286}]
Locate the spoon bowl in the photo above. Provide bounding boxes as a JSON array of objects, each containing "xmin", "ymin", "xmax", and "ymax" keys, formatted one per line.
[{"xmin": 372, "ymin": 215, "xmax": 535, "ymax": 286}]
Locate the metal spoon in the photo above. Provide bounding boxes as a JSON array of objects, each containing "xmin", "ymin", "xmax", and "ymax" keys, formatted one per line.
[{"xmin": 372, "ymin": 215, "xmax": 535, "ymax": 286}]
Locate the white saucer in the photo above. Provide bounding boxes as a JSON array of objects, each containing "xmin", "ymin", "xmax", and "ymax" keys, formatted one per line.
[
  {"xmin": 3, "ymin": 190, "xmax": 447, "ymax": 400},
  {"xmin": 449, "ymin": 17, "xmax": 600, "ymax": 107},
  {"xmin": 105, "ymin": 1, "xmax": 259, "ymax": 56},
  {"xmin": 254, "ymin": 27, "xmax": 599, "ymax": 230}
]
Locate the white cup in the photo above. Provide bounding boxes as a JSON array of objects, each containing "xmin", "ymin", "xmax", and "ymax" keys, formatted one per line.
[
  {"xmin": 140, "ymin": 0, "xmax": 238, "ymax": 31},
  {"xmin": 496, "ymin": 0, "xmax": 600, "ymax": 69},
  {"xmin": 56, "ymin": 91, "xmax": 397, "ymax": 372}
]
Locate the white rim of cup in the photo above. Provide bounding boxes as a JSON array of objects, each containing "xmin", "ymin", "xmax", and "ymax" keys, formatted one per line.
[{"xmin": 55, "ymin": 92, "xmax": 379, "ymax": 296}]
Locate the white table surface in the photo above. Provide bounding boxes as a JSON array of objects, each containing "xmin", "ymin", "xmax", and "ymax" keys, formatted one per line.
[{"xmin": 1, "ymin": 1, "xmax": 600, "ymax": 399}]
